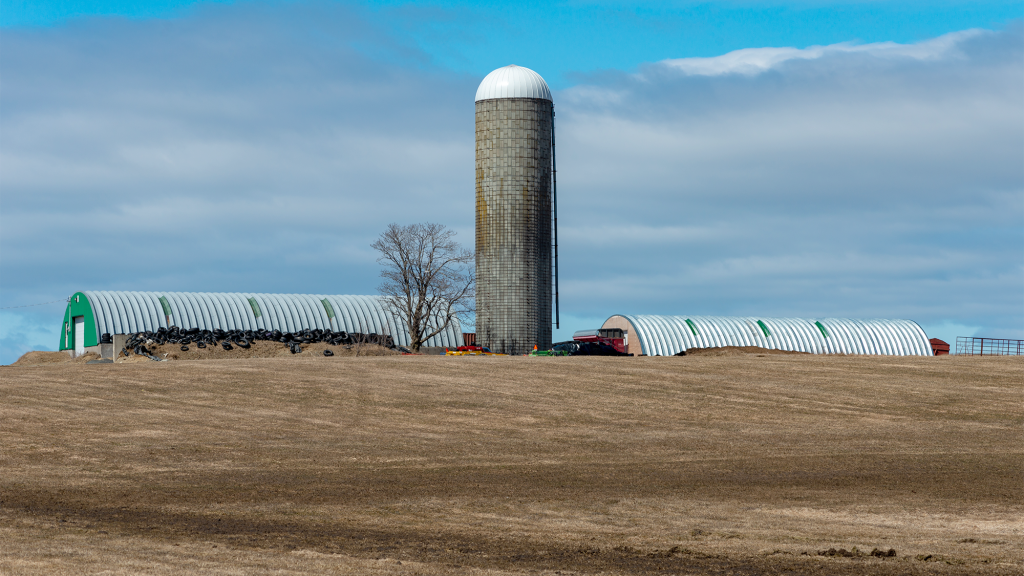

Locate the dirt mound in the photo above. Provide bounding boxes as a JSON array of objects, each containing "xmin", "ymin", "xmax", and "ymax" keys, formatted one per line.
[
  {"xmin": 119, "ymin": 340, "xmax": 398, "ymax": 362},
  {"xmin": 678, "ymin": 346, "xmax": 810, "ymax": 356},
  {"xmin": 12, "ymin": 351, "xmax": 100, "ymax": 366}
]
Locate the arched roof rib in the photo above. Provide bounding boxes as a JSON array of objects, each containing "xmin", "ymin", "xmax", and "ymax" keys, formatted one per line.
[
  {"xmin": 92, "ymin": 291, "xmax": 115, "ymax": 334},
  {"xmin": 733, "ymin": 318, "xmax": 752, "ymax": 347},
  {"xmin": 868, "ymin": 319, "xmax": 892, "ymax": 354},
  {"xmin": 79, "ymin": 291, "xmax": 463, "ymax": 349},
  {"xmin": 828, "ymin": 319, "xmax": 857, "ymax": 354},
  {"xmin": 786, "ymin": 317, "xmax": 821, "ymax": 353},
  {"xmin": 613, "ymin": 314, "xmax": 930, "ymax": 357},
  {"xmin": 891, "ymin": 324, "xmax": 909, "ymax": 354},
  {"xmin": 831, "ymin": 320, "xmax": 854, "ymax": 354},
  {"xmin": 119, "ymin": 292, "xmax": 142, "ymax": 331},
  {"xmin": 113, "ymin": 292, "xmax": 132, "ymax": 333},
  {"xmin": 213, "ymin": 295, "xmax": 232, "ymax": 328},
  {"xmin": 254, "ymin": 294, "xmax": 274, "ymax": 330},
  {"xmin": 766, "ymin": 318, "xmax": 788, "ymax": 350},
  {"xmin": 904, "ymin": 322, "xmax": 927, "ymax": 355},
  {"xmin": 262, "ymin": 297, "xmax": 277, "ymax": 330},
  {"xmin": 778, "ymin": 318, "xmax": 802, "ymax": 351}
]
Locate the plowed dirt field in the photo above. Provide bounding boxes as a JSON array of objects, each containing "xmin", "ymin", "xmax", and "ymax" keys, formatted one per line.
[{"xmin": 1, "ymin": 354, "xmax": 1021, "ymax": 575}]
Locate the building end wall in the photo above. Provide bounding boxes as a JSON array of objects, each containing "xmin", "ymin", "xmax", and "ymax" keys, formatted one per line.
[
  {"xmin": 601, "ymin": 315, "xmax": 638, "ymax": 355},
  {"xmin": 59, "ymin": 292, "xmax": 99, "ymax": 351}
]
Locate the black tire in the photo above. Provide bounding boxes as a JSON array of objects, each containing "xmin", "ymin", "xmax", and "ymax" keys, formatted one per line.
[
  {"xmin": 197, "ymin": 342, "xmax": 206, "ymax": 349},
  {"xmin": 237, "ymin": 339, "xmax": 250, "ymax": 349},
  {"xmin": 180, "ymin": 345, "xmax": 189, "ymax": 351},
  {"xmin": 222, "ymin": 342, "xmax": 233, "ymax": 351},
  {"xmin": 323, "ymin": 349, "xmax": 334, "ymax": 357}
]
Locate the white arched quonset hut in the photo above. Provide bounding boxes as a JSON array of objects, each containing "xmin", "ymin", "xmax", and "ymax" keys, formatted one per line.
[
  {"xmin": 59, "ymin": 291, "xmax": 463, "ymax": 357},
  {"xmin": 601, "ymin": 314, "xmax": 932, "ymax": 356}
]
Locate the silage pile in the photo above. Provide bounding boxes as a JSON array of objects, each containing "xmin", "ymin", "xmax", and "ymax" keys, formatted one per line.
[
  {"xmin": 121, "ymin": 326, "xmax": 400, "ymax": 361},
  {"xmin": 125, "ymin": 340, "xmax": 398, "ymax": 362}
]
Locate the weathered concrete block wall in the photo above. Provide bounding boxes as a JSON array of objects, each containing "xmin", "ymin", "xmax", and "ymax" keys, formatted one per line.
[{"xmin": 475, "ymin": 98, "xmax": 553, "ymax": 354}]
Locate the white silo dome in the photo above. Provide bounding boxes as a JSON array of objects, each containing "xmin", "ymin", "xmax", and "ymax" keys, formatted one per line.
[{"xmin": 475, "ymin": 65, "xmax": 552, "ymax": 102}]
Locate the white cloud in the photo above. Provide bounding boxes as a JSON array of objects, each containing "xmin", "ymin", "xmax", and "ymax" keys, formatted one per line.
[{"xmin": 659, "ymin": 29, "xmax": 988, "ymax": 77}]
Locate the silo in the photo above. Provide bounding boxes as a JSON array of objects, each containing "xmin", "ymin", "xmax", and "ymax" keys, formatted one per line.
[{"xmin": 475, "ymin": 65, "xmax": 554, "ymax": 354}]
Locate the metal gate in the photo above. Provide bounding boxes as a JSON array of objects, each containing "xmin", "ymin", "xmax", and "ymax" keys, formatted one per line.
[{"xmin": 955, "ymin": 337, "xmax": 1024, "ymax": 356}]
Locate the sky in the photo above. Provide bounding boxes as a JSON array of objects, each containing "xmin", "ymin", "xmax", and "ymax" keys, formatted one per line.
[{"xmin": 1, "ymin": 1, "xmax": 1021, "ymax": 363}]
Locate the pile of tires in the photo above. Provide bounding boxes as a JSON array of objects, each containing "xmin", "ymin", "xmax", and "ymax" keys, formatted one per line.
[
  {"xmin": 550, "ymin": 341, "xmax": 629, "ymax": 356},
  {"xmin": 120, "ymin": 327, "xmax": 395, "ymax": 358}
]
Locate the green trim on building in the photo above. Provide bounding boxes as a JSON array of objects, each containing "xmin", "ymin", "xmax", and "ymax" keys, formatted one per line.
[
  {"xmin": 321, "ymin": 298, "xmax": 336, "ymax": 319},
  {"xmin": 684, "ymin": 318, "xmax": 699, "ymax": 336},
  {"xmin": 248, "ymin": 297, "xmax": 262, "ymax": 318},
  {"xmin": 158, "ymin": 296, "xmax": 172, "ymax": 316},
  {"xmin": 756, "ymin": 320, "xmax": 771, "ymax": 338},
  {"xmin": 158, "ymin": 295, "xmax": 173, "ymax": 326},
  {"xmin": 814, "ymin": 321, "xmax": 829, "ymax": 338},
  {"xmin": 59, "ymin": 292, "xmax": 98, "ymax": 351}
]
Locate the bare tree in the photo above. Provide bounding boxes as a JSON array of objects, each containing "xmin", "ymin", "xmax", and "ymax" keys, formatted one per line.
[{"xmin": 372, "ymin": 223, "xmax": 474, "ymax": 353}]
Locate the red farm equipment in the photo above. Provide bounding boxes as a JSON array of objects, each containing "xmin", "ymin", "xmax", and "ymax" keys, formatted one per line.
[{"xmin": 572, "ymin": 328, "xmax": 626, "ymax": 354}]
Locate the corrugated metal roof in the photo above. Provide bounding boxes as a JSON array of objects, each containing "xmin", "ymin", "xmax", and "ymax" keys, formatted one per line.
[
  {"xmin": 81, "ymin": 291, "xmax": 463, "ymax": 348},
  {"xmin": 610, "ymin": 314, "xmax": 932, "ymax": 356},
  {"xmin": 475, "ymin": 65, "xmax": 552, "ymax": 102}
]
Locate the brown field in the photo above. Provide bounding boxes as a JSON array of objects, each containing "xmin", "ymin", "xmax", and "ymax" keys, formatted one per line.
[{"xmin": 1, "ymin": 353, "xmax": 1021, "ymax": 575}]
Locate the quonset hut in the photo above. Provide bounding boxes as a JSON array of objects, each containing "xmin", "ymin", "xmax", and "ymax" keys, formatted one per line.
[
  {"xmin": 600, "ymin": 314, "xmax": 932, "ymax": 356},
  {"xmin": 59, "ymin": 291, "xmax": 464, "ymax": 358},
  {"xmin": 475, "ymin": 65, "xmax": 555, "ymax": 355}
]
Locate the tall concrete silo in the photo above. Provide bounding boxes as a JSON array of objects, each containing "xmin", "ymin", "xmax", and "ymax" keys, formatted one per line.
[{"xmin": 475, "ymin": 65, "xmax": 555, "ymax": 355}]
